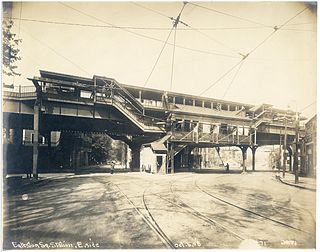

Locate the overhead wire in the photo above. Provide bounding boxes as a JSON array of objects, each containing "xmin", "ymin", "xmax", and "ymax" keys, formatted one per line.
[
  {"xmin": 176, "ymin": 20, "xmax": 242, "ymax": 56},
  {"xmin": 144, "ymin": 26, "xmax": 175, "ymax": 87},
  {"xmin": 222, "ymin": 61, "xmax": 244, "ymax": 99},
  {"xmin": 169, "ymin": 2, "xmax": 188, "ymax": 91},
  {"xmin": 198, "ymin": 59, "xmax": 244, "ymax": 96},
  {"xmin": 299, "ymin": 101, "xmax": 316, "ymax": 112},
  {"xmin": 190, "ymin": 2, "xmax": 272, "ymax": 28},
  {"xmin": 132, "ymin": 2, "xmax": 242, "ymax": 57},
  {"xmin": 7, "ymin": 16, "xmax": 316, "ymax": 33},
  {"xmin": 5, "ymin": 17, "xmax": 268, "ymax": 31},
  {"xmin": 21, "ymin": 27, "xmax": 91, "ymax": 75},
  {"xmin": 58, "ymin": 2, "xmax": 239, "ymax": 59},
  {"xmin": 132, "ymin": 1, "xmax": 245, "ymax": 76},
  {"xmin": 144, "ymin": 2, "xmax": 187, "ymax": 88},
  {"xmin": 247, "ymin": 7, "xmax": 308, "ymax": 56},
  {"xmin": 131, "ymin": 2, "xmax": 172, "ymax": 19},
  {"xmin": 170, "ymin": 27, "xmax": 177, "ymax": 91},
  {"xmin": 198, "ymin": 6, "xmax": 308, "ymax": 96}
]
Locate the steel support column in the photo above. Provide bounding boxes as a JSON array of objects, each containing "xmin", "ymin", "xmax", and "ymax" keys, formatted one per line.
[
  {"xmin": 251, "ymin": 146, "xmax": 258, "ymax": 171},
  {"xmin": 130, "ymin": 145, "xmax": 141, "ymax": 172},
  {"xmin": 171, "ymin": 143, "xmax": 175, "ymax": 174},
  {"xmin": 47, "ymin": 131, "xmax": 52, "ymax": 170},
  {"xmin": 240, "ymin": 146, "xmax": 248, "ymax": 172},
  {"xmin": 32, "ymin": 102, "xmax": 40, "ymax": 179}
]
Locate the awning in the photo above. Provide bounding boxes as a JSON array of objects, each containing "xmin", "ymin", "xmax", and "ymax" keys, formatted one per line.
[{"xmin": 143, "ymin": 134, "xmax": 171, "ymax": 154}]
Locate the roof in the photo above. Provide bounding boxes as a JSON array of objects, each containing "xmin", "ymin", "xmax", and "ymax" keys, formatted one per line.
[
  {"xmin": 143, "ymin": 134, "xmax": 171, "ymax": 153},
  {"xmin": 172, "ymin": 104, "xmax": 252, "ymax": 121},
  {"xmin": 38, "ymin": 70, "xmax": 253, "ymax": 108}
]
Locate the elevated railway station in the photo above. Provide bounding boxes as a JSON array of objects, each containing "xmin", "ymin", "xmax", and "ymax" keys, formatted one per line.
[{"xmin": 3, "ymin": 70, "xmax": 306, "ymax": 176}]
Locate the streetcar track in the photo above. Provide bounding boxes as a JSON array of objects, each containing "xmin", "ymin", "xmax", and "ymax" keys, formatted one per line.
[
  {"xmin": 166, "ymin": 182, "xmax": 245, "ymax": 241},
  {"xmin": 194, "ymin": 180, "xmax": 313, "ymax": 236},
  {"xmin": 142, "ymin": 189, "xmax": 176, "ymax": 249},
  {"xmin": 92, "ymin": 177, "xmax": 174, "ymax": 249}
]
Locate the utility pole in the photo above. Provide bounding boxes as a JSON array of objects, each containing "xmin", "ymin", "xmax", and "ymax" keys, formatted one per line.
[
  {"xmin": 294, "ymin": 113, "xmax": 300, "ymax": 184},
  {"xmin": 282, "ymin": 114, "xmax": 287, "ymax": 178},
  {"xmin": 279, "ymin": 129, "xmax": 282, "ymax": 171}
]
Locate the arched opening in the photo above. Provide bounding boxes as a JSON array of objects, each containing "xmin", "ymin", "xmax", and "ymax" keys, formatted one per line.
[{"xmin": 254, "ymin": 145, "xmax": 282, "ymax": 171}]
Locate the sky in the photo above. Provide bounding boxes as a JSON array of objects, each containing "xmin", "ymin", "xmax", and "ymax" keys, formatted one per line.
[{"xmin": 4, "ymin": 1, "xmax": 317, "ymax": 119}]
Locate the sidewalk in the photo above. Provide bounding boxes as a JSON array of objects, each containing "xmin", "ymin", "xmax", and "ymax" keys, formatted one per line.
[{"xmin": 275, "ymin": 172, "xmax": 316, "ymax": 192}]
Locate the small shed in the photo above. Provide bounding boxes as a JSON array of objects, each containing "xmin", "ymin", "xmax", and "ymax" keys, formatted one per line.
[{"xmin": 140, "ymin": 135, "xmax": 171, "ymax": 174}]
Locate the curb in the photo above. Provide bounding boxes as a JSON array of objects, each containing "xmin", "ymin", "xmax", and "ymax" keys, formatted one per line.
[{"xmin": 275, "ymin": 175, "xmax": 316, "ymax": 192}]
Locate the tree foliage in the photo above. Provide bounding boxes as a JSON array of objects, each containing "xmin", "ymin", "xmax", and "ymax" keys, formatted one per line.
[
  {"xmin": 90, "ymin": 134, "xmax": 113, "ymax": 164},
  {"xmin": 2, "ymin": 19, "xmax": 22, "ymax": 77}
]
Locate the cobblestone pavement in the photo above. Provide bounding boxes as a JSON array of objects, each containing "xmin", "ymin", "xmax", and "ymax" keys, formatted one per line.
[{"xmin": 3, "ymin": 172, "xmax": 316, "ymax": 249}]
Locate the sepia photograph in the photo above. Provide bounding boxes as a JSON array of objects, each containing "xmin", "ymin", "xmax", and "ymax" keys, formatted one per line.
[{"xmin": 2, "ymin": 1, "xmax": 317, "ymax": 249}]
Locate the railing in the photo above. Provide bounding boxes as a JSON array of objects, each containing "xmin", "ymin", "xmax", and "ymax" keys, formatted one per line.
[
  {"xmin": 171, "ymin": 130, "xmax": 251, "ymax": 144},
  {"xmin": 112, "ymin": 95, "xmax": 164, "ymax": 132},
  {"xmin": 3, "ymin": 86, "xmax": 36, "ymax": 98},
  {"xmin": 173, "ymin": 144, "xmax": 187, "ymax": 156}
]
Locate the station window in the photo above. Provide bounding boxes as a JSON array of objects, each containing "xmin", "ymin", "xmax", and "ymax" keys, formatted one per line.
[
  {"xmin": 204, "ymin": 101, "xmax": 211, "ymax": 108},
  {"xmin": 175, "ymin": 121, "xmax": 182, "ymax": 131},
  {"xmin": 185, "ymin": 99, "xmax": 193, "ymax": 106},
  {"xmin": 191, "ymin": 121, "xmax": 198, "ymax": 130},
  {"xmin": 202, "ymin": 124, "xmax": 211, "ymax": 133},
  {"xmin": 175, "ymin": 97, "xmax": 184, "ymax": 105},
  {"xmin": 195, "ymin": 100, "xmax": 202, "ymax": 107},
  {"xmin": 243, "ymin": 126, "xmax": 249, "ymax": 136},
  {"xmin": 221, "ymin": 104, "xmax": 228, "ymax": 111},
  {"xmin": 220, "ymin": 124, "xmax": 228, "ymax": 134},
  {"xmin": 184, "ymin": 120, "xmax": 191, "ymax": 131},
  {"xmin": 238, "ymin": 126, "xmax": 244, "ymax": 135}
]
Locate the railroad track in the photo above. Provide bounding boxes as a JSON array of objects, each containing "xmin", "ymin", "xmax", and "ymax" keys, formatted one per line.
[
  {"xmin": 91, "ymin": 176, "xmax": 175, "ymax": 248},
  {"xmin": 166, "ymin": 182, "xmax": 245, "ymax": 241},
  {"xmin": 103, "ymin": 178, "xmax": 176, "ymax": 249},
  {"xmin": 194, "ymin": 180, "xmax": 313, "ymax": 236}
]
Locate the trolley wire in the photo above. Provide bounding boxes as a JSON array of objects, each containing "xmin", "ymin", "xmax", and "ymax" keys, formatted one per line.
[
  {"xmin": 190, "ymin": 2, "xmax": 272, "ymax": 28},
  {"xmin": 7, "ymin": 16, "xmax": 315, "ymax": 31},
  {"xmin": 21, "ymin": 27, "xmax": 91, "ymax": 75},
  {"xmin": 170, "ymin": 26, "xmax": 177, "ymax": 91},
  {"xmin": 299, "ymin": 101, "xmax": 316, "ymax": 112},
  {"xmin": 198, "ymin": 6, "xmax": 308, "ymax": 96},
  {"xmin": 144, "ymin": 26, "xmax": 175, "ymax": 87},
  {"xmin": 131, "ymin": 2, "xmax": 172, "ymax": 19},
  {"xmin": 169, "ymin": 2, "xmax": 188, "ymax": 91},
  {"xmin": 222, "ymin": 61, "xmax": 244, "ymax": 99},
  {"xmin": 131, "ymin": 3, "xmax": 242, "ymax": 57},
  {"xmin": 59, "ymin": 2, "xmax": 239, "ymax": 59}
]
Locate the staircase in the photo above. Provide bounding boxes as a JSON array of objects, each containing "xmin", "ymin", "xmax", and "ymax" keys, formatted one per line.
[
  {"xmin": 96, "ymin": 77, "xmax": 164, "ymax": 133},
  {"xmin": 173, "ymin": 144, "xmax": 187, "ymax": 156}
]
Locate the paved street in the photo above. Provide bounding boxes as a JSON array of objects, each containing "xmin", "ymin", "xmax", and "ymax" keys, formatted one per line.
[{"xmin": 3, "ymin": 172, "xmax": 316, "ymax": 249}]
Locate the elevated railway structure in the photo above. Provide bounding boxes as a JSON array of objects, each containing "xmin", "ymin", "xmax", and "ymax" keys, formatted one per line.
[{"xmin": 3, "ymin": 70, "xmax": 306, "ymax": 176}]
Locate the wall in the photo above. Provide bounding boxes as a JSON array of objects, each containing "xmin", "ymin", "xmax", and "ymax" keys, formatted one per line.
[{"xmin": 140, "ymin": 147, "xmax": 167, "ymax": 174}]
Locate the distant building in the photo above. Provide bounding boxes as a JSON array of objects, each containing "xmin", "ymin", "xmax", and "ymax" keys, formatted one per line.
[{"xmin": 304, "ymin": 115, "xmax": 316, "ymax": 177}]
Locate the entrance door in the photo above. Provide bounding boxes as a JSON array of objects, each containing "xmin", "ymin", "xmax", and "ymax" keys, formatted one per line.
[{"xmin": 157, "ymin": 156, "xmax": 163, "ymax": 172}]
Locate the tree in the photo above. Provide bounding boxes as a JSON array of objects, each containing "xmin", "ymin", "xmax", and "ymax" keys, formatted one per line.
[
  {"xmin": 2, "ymin": 19, "xmax": 22, "ymax": 78},
  {"xmin": 90, "ymin": 134, "xmax": 113, "ymax": 164}
]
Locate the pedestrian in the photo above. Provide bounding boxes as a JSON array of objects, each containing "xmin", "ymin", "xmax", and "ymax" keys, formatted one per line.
[
  {"xmin": 110, "ymin": 161, "xmax": 115, "ymax": 174},
  {"xmin": 225, "ymin": 163, "xmax": 230, "ymax": 173}
]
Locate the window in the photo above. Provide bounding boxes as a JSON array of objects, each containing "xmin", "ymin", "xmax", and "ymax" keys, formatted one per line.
[{"xmin": 184, "ymin": 120, "xmax": 191, "ymax": 131}]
